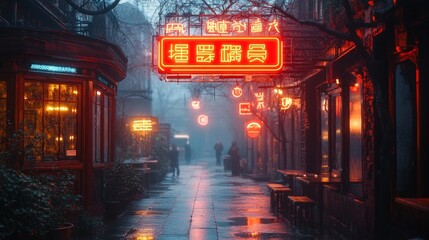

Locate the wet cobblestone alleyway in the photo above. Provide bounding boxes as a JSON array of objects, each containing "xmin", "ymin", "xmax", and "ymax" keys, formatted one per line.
[{"xmin": 99, "ymin": 158, "xmax": 325, "ymax": 240}]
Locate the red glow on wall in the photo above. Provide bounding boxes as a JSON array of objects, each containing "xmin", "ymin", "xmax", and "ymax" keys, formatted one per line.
[{"xmin": 157, "ymin": 36, "xmax": 283, "ymax": 74}]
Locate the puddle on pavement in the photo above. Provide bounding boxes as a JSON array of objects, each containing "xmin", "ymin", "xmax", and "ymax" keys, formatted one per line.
[
  {"xmin": 218, "ymin": 217, "xmax": 277, "ymax": 227},
  {"xmin": 235, "ymin": 232, "xmax": 293, "ymax": 238},
  {"xmin": 132, "ymin": 208, "xmax": 170, "ymax": 216}
]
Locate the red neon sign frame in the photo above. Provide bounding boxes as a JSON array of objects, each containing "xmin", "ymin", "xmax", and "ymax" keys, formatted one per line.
[{"xmin": 157, "ymin": 36, "xmax": 283, "ymax": 74}]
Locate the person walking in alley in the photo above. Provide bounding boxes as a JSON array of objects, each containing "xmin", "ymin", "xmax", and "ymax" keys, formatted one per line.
[
  {"xmin": 214, "ymin": 141, "xmax": 223, "ymax": 166},
  {"xmin": 228, "ymin": 141, "xmax": 240, "ymax": 176},
  {"xmin": 169, "ymin": 144, "xmax": 180, "ymax": 177},
  {"xmin": 185, "ymin": 142, "xmax": 191, "ymax": 164}
]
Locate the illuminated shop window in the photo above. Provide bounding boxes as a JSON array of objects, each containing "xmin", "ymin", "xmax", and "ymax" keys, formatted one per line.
[
  {"xmin": 24, "ymin": 81, "xmax": 79, "ymax": 161},
  {"xmin": 93, "ymin": 89, "xmax": 112, "ymax": 163},
  {"xmin": 349, "ymin": 77, "xmax": 362, "ymax": 182},
  {"xmin": 320, "ymin": 93, "xmax": 329, "ymax": 174}
]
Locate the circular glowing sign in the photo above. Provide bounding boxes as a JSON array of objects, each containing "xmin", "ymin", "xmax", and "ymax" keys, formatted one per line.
[
  {"xmin": 246, "ymin": 121, "xmax": 262, "ymax": 138},
  {"xmin": 191, "ymin": 100, "xmax": 200, "ymax": 110},
  {"xmin": 232, "ymin": 86, "xmax": 243, "ymax": 98},
  {"xmin": 197, "ymin": 114, "xmax": 208, "ymax": 126}
]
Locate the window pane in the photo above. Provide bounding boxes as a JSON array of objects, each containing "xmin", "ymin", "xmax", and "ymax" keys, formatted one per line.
[
  {"xmin": 60, "ymin": 84, "xmax": 78, "ymax": 102},
  {"xmin": 349, "ymin": 78, "xmax": 363, "ymax": 182},
  {"xmin": 24, "ymin": 81, "xmax": 79, "ymax": 161},
  {"xmin": 320, "ymin": 93, "xmax": 329, "ymax": 174},
  {"xmin": 103, "ymin": 95, "xmax": 109, "ymax": 162},
  {"xmin": 45, "ymin": 84, "xmax": 60, "ymax": 101},
  {"xmin": 60, "ymin": 102, "xmax": 77, "ymax": 159},
  {"xmin": 44, "ymin": 101, "xmax": 60, "ymax": 161},
  {"xmin": 334, "ymin": 95, "xmax": 342, "ymax": 171},
  {"xmin": 24, "ymin": 82, "xmax": 44, "ymax": 160},
  {"xmin": 93, "ymin": 90, "xmax": 101, "ymax": 163}
]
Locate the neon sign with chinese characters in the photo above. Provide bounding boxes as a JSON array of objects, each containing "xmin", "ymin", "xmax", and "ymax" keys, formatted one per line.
[
  {"xmin": 157, "ymin": 36, "xmax": 283, "ymax": 74},
  {"xmin": 239, "ymin": 102, "xmax": 252, "ymax": 115}
]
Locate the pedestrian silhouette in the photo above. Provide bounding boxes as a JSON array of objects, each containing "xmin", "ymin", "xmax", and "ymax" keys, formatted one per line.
[
  {"xmin": 227, "ymin": 141, "xmax": 240, "ymax": 176},
  {"xmin": 169, "ymin": 144, "xmax": 180, "ymax": 177},
  {"xmin": 214, "ymin": 141, "xmax": 223, "ymax": 166},
  {"xmin": 185, "ymin": 142, "xmax": 191, "ymax": 164}
]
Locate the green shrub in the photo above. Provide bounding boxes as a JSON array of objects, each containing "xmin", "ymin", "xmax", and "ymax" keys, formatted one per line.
[{"xmin": 0, "ymin": 165, "xmax": 54, "ymax": 239}]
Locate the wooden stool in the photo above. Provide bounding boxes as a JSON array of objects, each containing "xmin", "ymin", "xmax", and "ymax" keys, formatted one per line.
[
  {"xmin": 267, "ymin": 183, "xmax": 287, "ymax": 213},
  {"xmin": 288, "ymin": 196, "xmax": 315, "ymax": 230}
]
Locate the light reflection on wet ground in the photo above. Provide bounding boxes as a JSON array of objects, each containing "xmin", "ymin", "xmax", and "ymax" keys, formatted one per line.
[{"xmin": 97, "ymin": 158, "xmax": 324, "ymax": 240}]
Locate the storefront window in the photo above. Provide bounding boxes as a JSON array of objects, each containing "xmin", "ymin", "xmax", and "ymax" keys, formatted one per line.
[
  {"xmin": 333, "ymin": 94, "xmax": 342, "ymax": 172},
  {"xmin": 349, "ymin": 77, "xmax": 363, "ymax": 182},
  {"xmin": 24, "ymin": 81, "xmax": 78, "ymax": 161},
  {"xmin": 320, "ymin": 93, "xmax": 329, "ymax": 174},
  {"xmin": 103, "ymin": 95, "xmax": 110, "ymax": 163},
  {"xmin": 93, "ymin": 89, "xmax": 111, "ymax": 163},
  {"xmin": 93, "ymin": 90, "xmax": 101, "ymax": 163},
  {"xmin": 0, "ymin": 81, "xmax": 7, "ymax": 146}
]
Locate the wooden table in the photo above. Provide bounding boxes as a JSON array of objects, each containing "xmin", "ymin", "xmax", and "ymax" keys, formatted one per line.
[
  {"xmin": 296, "ymin": 175, "xmax": 341, "ymax": 232},
  {"xmin": 276, "ymin": 169, "xmax": 305, "ymax": 189}
]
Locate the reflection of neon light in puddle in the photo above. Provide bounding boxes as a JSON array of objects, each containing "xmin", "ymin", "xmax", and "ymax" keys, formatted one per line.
[{"xmin": 198, "ymin": 114, "xmax": 208, "ymax": 126}]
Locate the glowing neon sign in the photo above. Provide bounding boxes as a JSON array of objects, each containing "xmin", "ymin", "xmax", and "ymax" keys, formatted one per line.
[
  {"xmin": 157, "ymin": 36, "xmax": 283, "ymax": 74},
  {"xmin": 204, "ymin": 18, "xmax": 280, "ymax": 35},
  {"xmin": 191, "ymin": 100, "xmax": 200, "ymax": 110},
  {"xmin": 129, "ymin": 116, "xmax": 159, "ymax": 132},
  {"xmin": 280, "ymin": 97, "xmax": 293, "ymax": 110},
  {"xmin": 232, "ymin": 86, "xmax": 243, "ymax": 98},
  {"xmin": 254, "ymin": 92, "xmax": 265, "ymax": 110},
  {"xmin": 246, "ymin": 121, "xmax": 262, "ymax": 138},
  {"xmin": 239, "ymin": 102, "xmax": 252, "ymax": 115},
  {"xmin": 197, "ymin": 114, "xmax": 208, "ymax": 126}
]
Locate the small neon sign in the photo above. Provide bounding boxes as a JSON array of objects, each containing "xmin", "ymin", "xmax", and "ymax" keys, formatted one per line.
[
  {"xmin": 239, "ymin": 102, "xmax": 252, "ymax": 115},
  {"xmin": 157, "ymin": 36, "xmax": 283, "ymax": 74},
  {"xmin": 254, "ymin": 92, "xmax": 265, "ymax": 110},
  {"xmin": 197, "ymin": 114, "xmax": 208, "ymax": 126},
  {"xmin": 232, "ymin": 86, "xmax": 243, "ymax": 98},
  {"xmin": 280, "ymin": 97, "xmax": 293, "ymax": 110},
  {"xmin": 132, "ymin": 119, "xmax": 153, "ymax": 131},
  {"xmin": 246, "ymin": 121, "xmax": 262, "ymax": 138},
  {"xmin": 30, "ymin": 63, "xmax": 77, "ymax": 74},
  {"xmin": 204, "ymin": 18, "xmax": 280, "ymax": 35},
  {"xmin": 191, "ymin": 100, "xmax": 200, "ymax": 110}
]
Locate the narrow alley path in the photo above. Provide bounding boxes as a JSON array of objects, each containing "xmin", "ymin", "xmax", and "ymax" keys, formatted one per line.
[{"xmin": 101, "ymin": 158, "xmax": 319, "ymax": 240}]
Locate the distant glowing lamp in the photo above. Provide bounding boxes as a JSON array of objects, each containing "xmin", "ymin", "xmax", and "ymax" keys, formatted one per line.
[
  {"xmin": 232, "ymin": 86, "xmax": 243, "ymax": 98},
  {"xmin": 191, "ymin": 100, "xmax": 200, "ymax": 110},
  {"xmin": 246, "ymin": 121, "xmax": 262, "ymax": 138},
  {"xmin": 197, "ymin": 114, "xmax": 208, "ymax": 126},
  {"xmin": 280, "ymin": 97, "xmax": 293, "ymax": 110},
  {"xmin": 335, "ymin": 78, "xmax": 341, "ymax": 85}
]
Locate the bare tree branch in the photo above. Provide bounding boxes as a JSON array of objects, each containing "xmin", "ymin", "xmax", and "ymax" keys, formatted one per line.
[{"xmin": 271, "ymin": 5, "xmax": 353, "ymax": 41}]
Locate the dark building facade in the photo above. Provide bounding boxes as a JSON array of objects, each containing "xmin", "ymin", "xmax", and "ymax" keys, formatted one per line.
[
  {"xmin": 299, "ymin": 0, "xmax": 429, "ymax": 238},
  {"xmin": 0, "ymin": 0, "xmax": 127, "ymax": 211}
]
